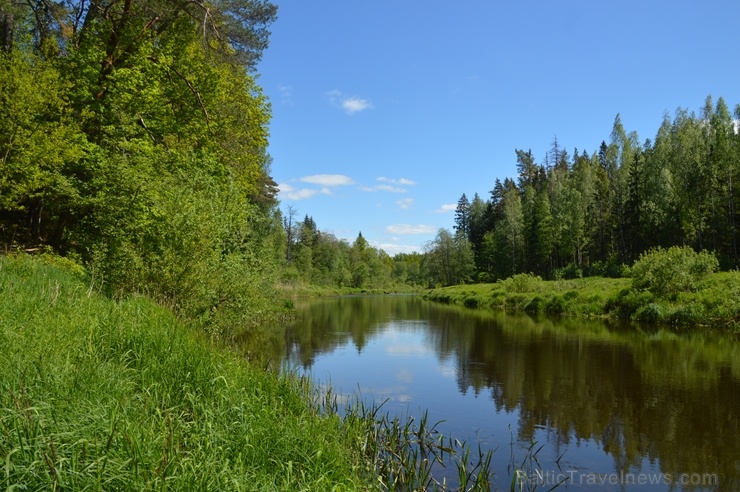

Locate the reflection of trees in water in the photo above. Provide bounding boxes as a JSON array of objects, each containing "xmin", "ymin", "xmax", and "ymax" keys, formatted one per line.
[
  {"xmin": 281, "ymin": 296, "xmax": 740, "ymax": 490},
  {"xmin": 425, "ymin": 308, "xmax": 740, "ymax": 490},
  {"xmin": 284, "ymin": 295, "xmax": 432, "ymax": 367}
]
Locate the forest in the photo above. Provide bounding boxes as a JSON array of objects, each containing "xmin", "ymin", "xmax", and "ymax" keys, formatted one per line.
[{"xmin": 450, "ymin": 105, "xmax": 740, "ymax": 283}]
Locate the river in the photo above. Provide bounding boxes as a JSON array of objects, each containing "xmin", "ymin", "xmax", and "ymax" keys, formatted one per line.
[{"xmin": 276, "ymin": 295, "xmax": 739, "ymax": 491}]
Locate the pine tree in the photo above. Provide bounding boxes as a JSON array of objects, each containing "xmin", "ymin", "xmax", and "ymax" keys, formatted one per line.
[{"xmin": 454, "ymin": 193, "xmax": 471, "ymax": 238}]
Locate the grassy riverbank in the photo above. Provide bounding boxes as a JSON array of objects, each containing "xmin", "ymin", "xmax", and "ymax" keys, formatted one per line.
[
  {"xmin": 0, "ymin": 254, "xmax": 373, "ymax": 490},
  {"xmin": 424, "ymin": 272, "xmax": 740, "ymax": 328},
  {"xmin": 279, "ymin": 281, "xmax": 420, "ymax": 298}
]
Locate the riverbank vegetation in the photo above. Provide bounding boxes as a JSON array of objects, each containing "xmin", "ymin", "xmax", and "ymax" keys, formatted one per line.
[
  {"xmin": 278, "ymin": 95, "xmax": 740, "ymax": 329},
  {"xmin": 425, "ymin": 247, "xmax": 740, "ymax": 328},
  {"xmin": 0, "ymin": 254, "xmax": 376, "ymax": 490},
  {"xmin": 0, "ymin": 0, "xmax": 287, "ymax": 337},
  {"xmin": 279, "ymin": 95, "xmax": 740, "ymax": 295}
]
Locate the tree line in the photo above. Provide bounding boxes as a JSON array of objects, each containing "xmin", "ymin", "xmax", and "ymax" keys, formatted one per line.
[
  {"xmin": 279, "ymin": 206, "xmax": 425, "ymax": 289},
  {"xmin": 447, "ymin": 99, "xmax": 739, "ymax": 284}
]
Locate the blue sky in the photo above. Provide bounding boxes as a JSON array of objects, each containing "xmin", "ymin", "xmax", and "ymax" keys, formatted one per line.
[{"xmin": 257, "ymin": 1, "xmax": 740, "ymax": 255}]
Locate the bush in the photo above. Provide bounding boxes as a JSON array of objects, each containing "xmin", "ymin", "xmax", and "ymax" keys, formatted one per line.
[
  {"xmin": 669, "ymin": 303, "xmax": 706, "ymax": 325},
  {"xmin": 606, "ymin": 288, "xmax": 655, "ymax": 319},
  {"xmin": 633, "ymin": 302, "xmax": 669, "ymax": 323},
  {"xmin": 545, "ymin": 295, "xmax": 567, "ymax": 314},
  {"xmin": 524, "ymin": 295, "xmax": 545, "ymax": 314},
  {"xmin": 585, "ymin": 259, "xmax": 630, "ymax": 278},
  {"xmin": 631, "ymin": 246, "xmax": 718, "ymax": 296},
  {"xmin": 463, "ymin": 296, "xmax": 479, "ymax": 308},
  {"xmin": 500, "ymin": 273, "xmax": 543, "ymax": 293},
  {"xmin": 552, "ymin": 263, "xmax": 583, "ymax": 280}
]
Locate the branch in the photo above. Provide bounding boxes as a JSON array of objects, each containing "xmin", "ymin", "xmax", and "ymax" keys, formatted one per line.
[{"xmin": 167, "ymin": 65, "xmax": 212, "ymax": 133}]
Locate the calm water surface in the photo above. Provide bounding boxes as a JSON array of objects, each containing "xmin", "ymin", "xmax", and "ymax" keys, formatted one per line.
[{"xmin": 279, "ymin": 295, "xmax": 740, "ymax": 491}]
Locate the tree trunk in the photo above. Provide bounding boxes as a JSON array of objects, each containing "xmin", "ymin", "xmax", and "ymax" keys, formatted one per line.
[{"xmin": 0, "ymin": 8, "xmax": 13, "ymax": 52}]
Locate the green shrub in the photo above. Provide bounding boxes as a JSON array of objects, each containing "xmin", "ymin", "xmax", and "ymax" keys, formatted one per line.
[
  {"xmin": 563, "ymin": 290, "xmax": 578, "ymax": 300},
  {"xmin": 524, "ymin": 296, "xmax": 545, "ymax": 314},
  {"xmin": 463, "ymin": 296, "xmax": 479, "ymax": 308},
  {"xmin": 545, "ymin": 295, "xmax": 567, "ymax": 314},
  {"xmin": 500, "ymin": 273, "xmax": 543, "ymax": 293},
  {"xmin": 631, "ymin": 246, "xmax": 719, "ymax": 296},
  {"xmin": 505, "ymin": 293, "xmax": 528, "ymax": 310},
  {"xmin": 633, "ymin": 302, "xmax": 669, "ymax": 323},
  {"xmin": 606, "ymin": 288, "xmax": 655, "ymax": 319},
  {"xmin": 585, "ymin": 259, "xmax": 631, "ymax": 278},
  {"xmin": 552, "ymin": 263, "xmax": 583, "ymax": 280},
  {"xmin": 670, "ymin": 303, "xmax": 706, "ymax": 325}
]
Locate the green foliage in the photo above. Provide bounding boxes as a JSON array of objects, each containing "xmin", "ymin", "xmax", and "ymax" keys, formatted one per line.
[
  {"xmin": 425, "ymin": 268, "xmax": 739, "ymax": 327},
  {"xmin": 426, "ymin": 95, "xmax": 740, "ymax": 285},
  {"xmin": 0, "ymin": 1, "xmax": 282, "ymax": 335},
  {"xmin": 633, "ymin": 302, "xmax": 669, "ymax": 323},
  {"xmin": 552, "ymin": 263, "xmax": 583, "ymax": 280},
  {"xmin": 524, "ymin": 295, "xmax": 545, "ymax": 314},
  {"xmin": 423, "ymin": 228, "xmax": 476, "ymax": 287},
  {"xmin": 499, "ymin": 273, "xmax": 544, "ymax": 293},
  {"xmin": 605, "ymin": 288, "xmax": 655, "ymax": 319},
  {"xmin": 669, "ymin": 303, "xmax": 707, "ymax": 325},
  {"xmin": 631, "ymin": 246, "xmax": 719, "ymax": 296},
  {"xmin": 0, "ymin": 51, "xmax": 86, "ymax": 245},
  {"xmin": 0, "ymin": 255, "xmax": 369, "ymax": 490},
  {"xmin": 545, "ymin": 295, "xmax": 567, "ymax": 314}
]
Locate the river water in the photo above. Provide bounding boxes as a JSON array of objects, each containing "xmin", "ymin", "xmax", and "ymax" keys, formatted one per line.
[{"xmin": 277, "ymin": 295, "xmax": 739, "ymax": 491}]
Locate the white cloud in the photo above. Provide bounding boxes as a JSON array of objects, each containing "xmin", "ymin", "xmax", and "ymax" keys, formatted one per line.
[
  {"xmin": 360, "ymin": 184, "xmax": 408, "ymax": 193},
  {"xmin": 277, "ymin": 83, "xmax": 293, "ymax": 104},
  {"xmin": 434, "ymin": 203, "xmax": 457, "ymax": 213},
  {"xmin": 278, "ymin": 174, "xmax": 354, "ymax": 201},
  {"xmin": 378, "ymin": 177, "xmax": 416, "ymax": 186},
  {"xmin": 396, "ymin": 198, "xmax": 413, "ymax": 209},
  {"xmin": 299, "ymin": 174, "xmax": 355, "ymax": 186},
  {"xmin": 386, "ymin": 224, "xmax": 437, "ymax": 235},
  {"xmin": 342, "ymin": 97, "xmax": 372, "ymax": 114},
  {"xmin": 361, "ymin": 177, "xmax": 416, "ymax": 193},
  {"xmin": 369, "ymin": 241, "xmax": 421, "ymax": 256},
  {"xmin": 278, "ymin": 183, "xmax": 331, "ymax": 201},
  {"xmin": 327, "ymin": 89, "xmax": 373, "ymax": 115}
]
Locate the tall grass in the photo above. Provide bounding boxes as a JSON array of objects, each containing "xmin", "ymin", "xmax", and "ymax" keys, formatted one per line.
[{"xmin": 0, "ymin": 254, "xmax": 369, "ymax": 490}]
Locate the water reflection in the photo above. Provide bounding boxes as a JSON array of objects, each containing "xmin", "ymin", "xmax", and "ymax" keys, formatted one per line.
[{"xmin": 277, "ymin": 295, "xmax": 740, "ymax": 491}]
